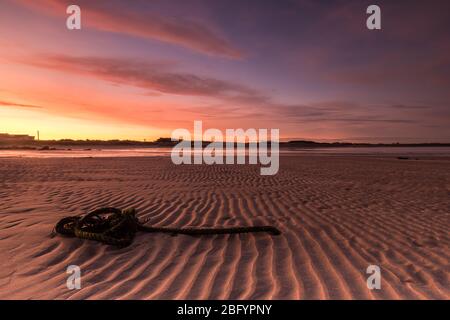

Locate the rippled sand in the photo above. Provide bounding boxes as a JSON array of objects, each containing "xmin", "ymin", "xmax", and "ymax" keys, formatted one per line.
[{"xmin": 0, "ymin": 155, "xmax": 449, "ymax": 299}]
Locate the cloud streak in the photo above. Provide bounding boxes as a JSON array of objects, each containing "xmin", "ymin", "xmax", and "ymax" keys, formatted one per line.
[
  {"xmin": 20, "ymin": 54, "xmax": 257, "ymax": 99},
  {"xmin": 14, "ymin": 0, "xmax": 242, "ymax": 58},
  {"xmin": 0, "ymin": 100, "xmax": 43, "ymax": 109}
]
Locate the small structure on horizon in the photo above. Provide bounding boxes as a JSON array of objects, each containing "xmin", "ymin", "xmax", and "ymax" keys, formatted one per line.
[{"xmin": 0, "ymin": 133, "xmax": 35, "ymax": 142}]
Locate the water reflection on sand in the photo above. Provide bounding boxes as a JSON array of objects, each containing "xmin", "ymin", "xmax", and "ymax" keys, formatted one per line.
[{"xmin": 0, "ymin": 146, "xmax": 450, "ymax": 158}]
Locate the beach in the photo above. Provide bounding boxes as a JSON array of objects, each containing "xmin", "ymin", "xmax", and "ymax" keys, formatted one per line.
[{"xmin": 0, "ymin": 155, "xmax": 449, "ymax": 299}]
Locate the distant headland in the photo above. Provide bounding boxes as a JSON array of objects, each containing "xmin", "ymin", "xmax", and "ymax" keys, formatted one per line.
[{"xmin": 0, "ymin": 134, "xmax": 449, "ymax": 150}]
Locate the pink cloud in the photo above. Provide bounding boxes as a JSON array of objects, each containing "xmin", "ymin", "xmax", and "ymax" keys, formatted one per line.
[
  {"xmin": 19, "ymin": 54, "xmax": 255, "ymax": 99},
  {"xmin": 13, "ymin": 0, "xmax": 242, "ymax": 58}
]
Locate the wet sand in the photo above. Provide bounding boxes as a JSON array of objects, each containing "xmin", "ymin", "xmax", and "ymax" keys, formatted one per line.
[{"xmin": 0, "ymin": 155, "xmax": 449, "ymax": 299}]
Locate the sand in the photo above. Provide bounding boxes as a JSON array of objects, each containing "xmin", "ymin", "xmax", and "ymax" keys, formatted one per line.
[{"xmin": 0, "ymin": 155, "xmax": 449, "ymax": 299}]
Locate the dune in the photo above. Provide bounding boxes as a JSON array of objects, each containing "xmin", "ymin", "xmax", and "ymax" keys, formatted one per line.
[{"xmin": 0, "ymin": 155, "xmax": 449, "ymax": 299}]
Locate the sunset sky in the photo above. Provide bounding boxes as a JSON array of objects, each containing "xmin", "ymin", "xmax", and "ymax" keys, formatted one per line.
[{"xmin": 0, "ymin": 0, "xmax": 449, "ymax": 142}]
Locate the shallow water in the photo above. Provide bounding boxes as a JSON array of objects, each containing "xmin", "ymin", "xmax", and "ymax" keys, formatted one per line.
[{"xmin": 0, "ymin": 146, "xmax": 449, "ymax": 158}]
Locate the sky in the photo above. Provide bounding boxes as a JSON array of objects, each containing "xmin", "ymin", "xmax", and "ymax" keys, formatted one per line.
[{"xmin": 0, "ymin": 0, "xmax": 449, "ymax": 142}]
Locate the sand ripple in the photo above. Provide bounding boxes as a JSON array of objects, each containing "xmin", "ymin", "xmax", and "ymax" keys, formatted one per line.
[{"xmin": 0, "ymin": 156, "xmax": 449, "ymax": 299}]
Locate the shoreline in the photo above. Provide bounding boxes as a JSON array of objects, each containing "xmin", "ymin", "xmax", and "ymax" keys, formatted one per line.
[{"xmin": 1, "ymin": 146, "xmax": 450, "ymax": 160}]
